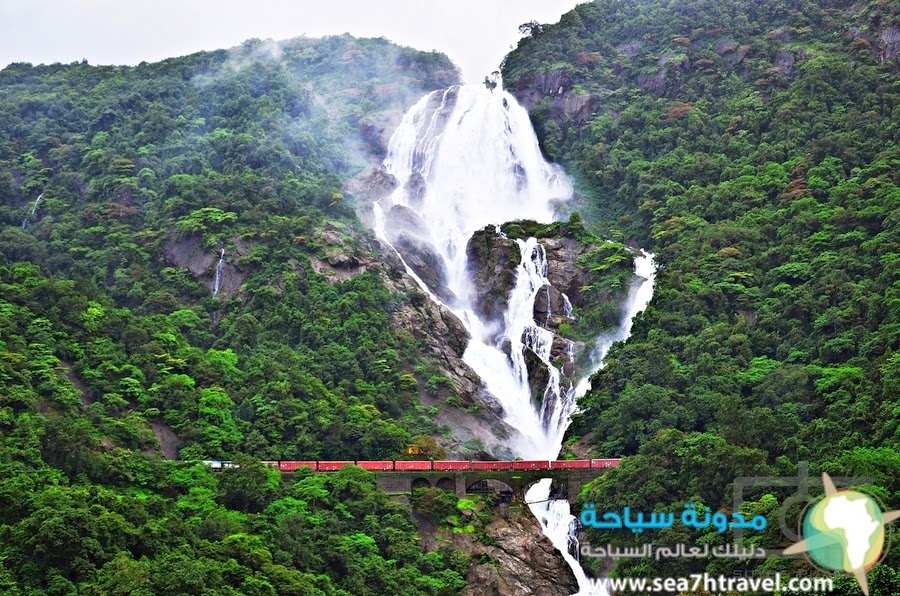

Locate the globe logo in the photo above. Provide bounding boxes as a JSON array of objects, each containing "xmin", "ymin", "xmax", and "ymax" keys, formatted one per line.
[
  {"xmin": 785, "ymin": 473, "xmax": 899, "ymax": 596},
  {"xmin": 802, "ymin": 491, "xmax": 883, "ymax": 572}
]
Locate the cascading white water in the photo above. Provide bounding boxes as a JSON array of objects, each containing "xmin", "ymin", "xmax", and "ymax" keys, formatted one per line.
[
  {"xmin": 375, "ymin": 84, "xmax": 656, "ymax": 595},
  {"xmin": 212, "ymin": 248, "xmax": 225, "ymax": 298},
  {"xmin": 21, "ymin": 192, "xmax": 44, "ymax": 229},
  {"xmin": 527, "ymin": 252, "xmax": 656, "ymax": 596},
  {"xmin": 377, "ymin": 83, "xmax": 573, "ymax": 457}
]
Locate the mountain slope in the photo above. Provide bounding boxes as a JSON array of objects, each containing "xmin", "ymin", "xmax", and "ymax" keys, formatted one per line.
[
  {"xmin": 503, "ymin": 0, "xmax": 900, "ymax": 588},
  {"xmin": 0, "ymin": 35, "xmax": 482, "ymax": 594}
]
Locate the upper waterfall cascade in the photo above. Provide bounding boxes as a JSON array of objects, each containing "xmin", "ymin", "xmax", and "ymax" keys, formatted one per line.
[{"xmin": 374, "ymin": 84, "xmax": 576, "ymax": 457}]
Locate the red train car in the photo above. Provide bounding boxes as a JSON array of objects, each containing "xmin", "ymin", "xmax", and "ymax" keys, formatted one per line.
[
  {"xmin": 394, "ymin": 460, "xmax": 433, "ymax": 471},
  {"xmin": 550, "ymin": 459, "xmax": 591, "ymax": 470},
  {"xmin": 355, "ymin": 460, "xmax": 395, "ymax": 471},
  {"xmin": 432, "ymin": 461, "xmax": 470, "ymax": 471},
  {"xmin": 317, "ymin": 461, "xmax": 354, "ymax": 472},
  {"xmin": 590, "ymin": 458, "xmax": 621, "ymax": 469},
  {"xmin": 279, "ymin": 461, "xmax": 318, "ymax": 472},
  {"xmin": 471, "ymin": 461, "xmax": 511, "ymax": 471},
  {"xmin": 511, "ymin": 460, "xmax": 550, "ymax": 471}
]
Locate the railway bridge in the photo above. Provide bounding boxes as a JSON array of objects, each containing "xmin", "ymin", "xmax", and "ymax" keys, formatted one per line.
[
  {"xmin": 373, "ymin": 467, "xmax": 609, "ymax": 504},
  {"xmin": 257, "ymin": 459, "xmax": 621, "ymax": 504}
]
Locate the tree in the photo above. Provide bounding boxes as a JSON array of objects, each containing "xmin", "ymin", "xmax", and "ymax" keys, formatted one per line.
[{"xmin": 518, "ymin": 21, "xmax": 544, "ymax": 37}]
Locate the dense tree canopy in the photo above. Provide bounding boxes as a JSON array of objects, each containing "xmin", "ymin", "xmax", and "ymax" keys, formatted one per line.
[
  {"xmin": 503, "ymin": 0, "xmax": 900, "ymax": 590},
  {"xmin": 0, "ymin": 35, "xmax": 470, "ymax": 593}
]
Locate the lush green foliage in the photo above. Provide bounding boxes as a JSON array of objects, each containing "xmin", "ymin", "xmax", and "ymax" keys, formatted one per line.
[
  {"xmin": 0, "ymin": 35, "xmax": 467, "ymax": 593},
  {"xmin": 503, "ymin": 0, "xmax": 900, "ymax": 590}
]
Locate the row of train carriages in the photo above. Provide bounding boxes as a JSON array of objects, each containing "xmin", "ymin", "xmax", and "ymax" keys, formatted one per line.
[{"xmin": 254, "ymin": 459, "xmax": 621, "ymax": 473}]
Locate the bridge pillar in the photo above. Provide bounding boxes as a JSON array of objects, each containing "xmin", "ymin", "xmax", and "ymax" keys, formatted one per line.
[
  {"xmin": 567, "ymin": 471, "xmax": 596, "ymax": 505},
  {"xmin": 511, "ymin": 477, "xmax": 524, "ymax": 502},
  {"xmin": 455, "ymin": 474, "xmax": 466, "ymax": 498}
]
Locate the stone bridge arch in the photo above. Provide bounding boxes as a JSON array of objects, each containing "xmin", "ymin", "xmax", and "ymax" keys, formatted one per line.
[
  {"xmin": 411, "ymin": 477, "xmax": 431, "ymax": 490},
  {"xmin": 435, "ymin": 477, "xmax": 456, "ymax": 491},
  {"xmin": 521, "ymin": 477, "xmax": 569, "ymax": 503},
  {"xmin": 466, "ymin": 478, "xmax": 514, "ymax": 503}
]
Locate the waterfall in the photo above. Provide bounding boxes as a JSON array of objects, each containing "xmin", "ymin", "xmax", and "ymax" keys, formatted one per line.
[
  {"xmin": 212, "ymin": 248, "xmax": 225, "ymax": 298},
  {"xmin": 375, "ymin": 84, "xmax": 656, "ymax": 594},
  {"xmin": 21, "ymin": 193, "xmax": 44, "ymax": 229},
  {"xmin": 527, "ymin": 252, "xmax": 656, "ymax": 596},
  {"xmin": 377, "ymin": 84, "xmax": 572, "ymax": 457}
]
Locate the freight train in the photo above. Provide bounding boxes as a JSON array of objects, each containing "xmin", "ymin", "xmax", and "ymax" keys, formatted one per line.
[{"xmin": 199, "ymin": 459, "xmax": 621, "ymax": 472}]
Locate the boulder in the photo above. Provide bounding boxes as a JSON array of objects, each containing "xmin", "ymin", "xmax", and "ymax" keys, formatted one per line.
[{"xmin": 384, "ymin": 204, "xmax": 429, "ymax": 240}]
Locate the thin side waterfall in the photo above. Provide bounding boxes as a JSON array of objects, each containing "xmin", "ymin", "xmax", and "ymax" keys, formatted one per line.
[
  {"xmin": 374, "ymin": 84, "xmax": 656, "ymax": 594},
  {"xmin": 21, "ymin": 193, "xmax": 44, "ymax": 229},
  {"xmin": 212, "ymin": 248, "xmax": 225, "ymax": 298}
]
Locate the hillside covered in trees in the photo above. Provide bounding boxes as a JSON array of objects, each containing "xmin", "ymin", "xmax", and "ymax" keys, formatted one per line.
[
  {"xmin": 502, "ymin": 0, "xmax": 900, "ymax": 592},
  {"xmin": 0, "ymin": 35, "xmax": 478, "ymax": 594}
]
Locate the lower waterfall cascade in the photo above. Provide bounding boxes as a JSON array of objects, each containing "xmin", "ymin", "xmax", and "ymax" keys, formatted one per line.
[
  {"xmin": 527, "ymin": 252, "xmax": 656, "ymax": 596},
  {"xmin": 372, "ymin": 83, "xmax": 656, "ymax": 594}
]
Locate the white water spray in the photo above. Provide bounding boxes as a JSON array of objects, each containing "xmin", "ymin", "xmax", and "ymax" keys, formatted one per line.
[
  {"xmin": 21, "ymin": 193, "xmax": 44, "ymax": 229},
  {"xmin": 376, "ymin": 84, "xmax": 656, "ymax": 594},
  {"xmin": 377, "ymin": 84, "xmax": 572, "ymax": 457},
  {"xmin": 212, "ymin": 248, "xmax": 225, "ymax": 298},
  {"xmin": 527, "ymin": 252, "xmax": 655, "ymax": 596}
]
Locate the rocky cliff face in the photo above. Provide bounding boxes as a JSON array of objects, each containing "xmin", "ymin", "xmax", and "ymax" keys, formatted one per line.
[
  {"xmin": 512, "ymin": 68, "xmax": 597, "ymax": 125},
  {"xmin": 163, "ymin": 234, "xmax": 250, "ymax": 298},
  {"xmin": 466, "ymin": 227, "xmax": 518, "ymax": 324},
  {"xmin": 418, "ymin": 505, "xmax": 579, "ymax": 596},
  {"xmin": 375, "ymin": 236, "xmax": 518, "ymax": 458},
  {"xmin": 466, "ymin": 225, "xmax": 590, "ymax": 335}
]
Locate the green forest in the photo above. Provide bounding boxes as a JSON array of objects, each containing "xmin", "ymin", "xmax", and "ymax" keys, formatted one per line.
[
  {"xmin": 0, "ymin": 35, "xmax": 473, "ymax": 594},
  {"xmin": 2, "ymin": 0, "xmax": 899, "ymax": 593},
  {"xmin": 502, "ymin": 0, "xmax": 900, "ymax": 593}
]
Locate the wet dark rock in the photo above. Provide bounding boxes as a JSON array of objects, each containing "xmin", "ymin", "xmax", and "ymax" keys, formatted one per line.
[
  {"xmin": 405, "ymin": 172, "xmax": 427, "ymax": 206},
  {"xmin": 524, "ymin": 347, "xmax": 550, "ymax": 405},
  {"xmin": 466, "ymin": 227, "xmax": 517, "ymax": 324},
  {"xmin": 392, "ymin": 231, "xmax": 456, "ymax": 304}
]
